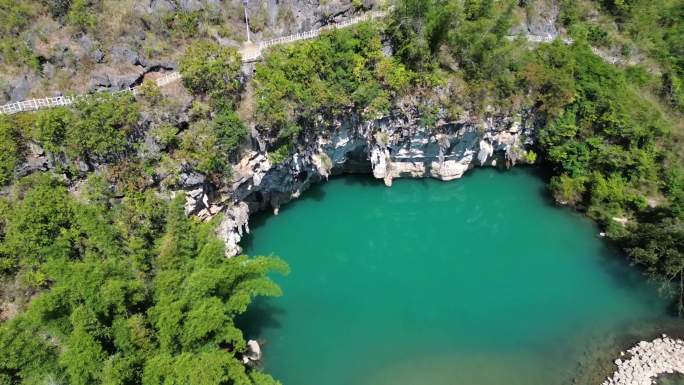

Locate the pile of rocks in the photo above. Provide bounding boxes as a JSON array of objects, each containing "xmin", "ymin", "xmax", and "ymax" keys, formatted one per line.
[{"xmin": 602, "ymin": 335, "xmax": 684, "ymax": 385}]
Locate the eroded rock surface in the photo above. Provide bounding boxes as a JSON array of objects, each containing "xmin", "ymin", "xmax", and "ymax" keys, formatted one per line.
[
  {"xmin": 217, "ymin": 109, "xmax": 535, "ymax": 256},
  {"xmin": 602, "ymin": 336, "xmax": 684, "ymax": 385}
]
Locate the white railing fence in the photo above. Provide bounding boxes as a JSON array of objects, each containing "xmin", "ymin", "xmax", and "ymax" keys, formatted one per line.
[
  {"xmin": 0, "ymin": 72, "xmax": 182, "ymax": 115},
  {"xmin": 259, "ymin": 11, "xmax": 387, "ymax": 51},
  {"xmin": 0, "ymin": 96, "xmax": 78, "ymax": 115},
  {"xmin": 242, "ymin": 10, "xmax": 387, "ymax": 61},
  {"xmin": 1, "ymin": 10, "xmax": 387, "ymax": 115}
]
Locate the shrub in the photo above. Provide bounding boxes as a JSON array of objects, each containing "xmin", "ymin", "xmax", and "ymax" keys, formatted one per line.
[
  {"xmin": 34, "ymin": 107, "xmax": 73, "ymax": 155},
  {"xmin": 166, "ymin": 10, "xmax": 201, "ymax": 39},
  {"xmin": 179, "ymin": 40, "xmax": 242, "ymax": 105},
  {"xmin": 150, "ymin": 123, "xmax": 179, "ymax": 149},
  {"xmin": 178, "ymin": 120, "xmax": 227, "ymax": 176},
  {"xmin": 267, "ymin": 143, "xmax": 292, "ymax": 165},
  {"xmin": 550, "ymin": 174, "xmax": 587, "ymax": 205},
  {"xmin": 587, "ymin": 25, "xmax": 610, "ymax": 47},
  {"xmin": 213, "ymin": 109, "xmax": 247, "ymax": 157},
  {"xmin": 67, "ymin": 93, "xmax": 140, "ymax": 159},
  {"xmin": 138, "ymin": 79, "xmax": 163, "ymax": 105},
  {"xmin": 0, "ymin": 0, "xmax": 33, "ymax": 36},
  {"xmin": 43, "ymin": 0, "xmax": 72, "ymax": 18},
  {"xmin": 67, "ymin": 0, "xmax": 97, "ymax": 31},
  {"xmin": 661, "ymin": 72, "xmax": 684, "ymax": 110},
  {"xmin": 523, "ymin": 150, "xmax": 537, "ymax": 164},
  {"xmin": 0, "ymin": 117, "xmax": 24, "ymax": 186},
  {"xmin": 253, "ymin": 22, "xmax": 411, "ymax": 141}
]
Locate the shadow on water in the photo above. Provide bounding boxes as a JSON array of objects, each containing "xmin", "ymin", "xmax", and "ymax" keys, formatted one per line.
[
  {"xmin": 522, "ymin": 166, "xmax": 567, "ymax": 209},
  {"xmin": 244, "ymin": 173, "xmax": 382, "ymax": 246},
  {"xmin": 523, "ymin": 166, "xmax": 663, "ymax": 307},
  {"xmin": 299, "ymin": 180, "xmax": 327, "ymax": 202},
  {"xmin": 235, "ymin": 298, "xmax": 287, "ymax": 340},
  {"xmin": 240, "ymin": 213, "xmax": 264, "ymax": 252},
  {"xmin": 242, "ymin": 182, "xmax": 330, "ymax": 251},
  {"xmin": 339, "ymin": 173, "xmax": 384, "ymax": 187},
  {"xmin": 594, "ymin": 240, "xmax": 652, "ymax": 294},
  {"xmin": 658, "ymin": 374, "xmax": 684, "ymax": 385}
]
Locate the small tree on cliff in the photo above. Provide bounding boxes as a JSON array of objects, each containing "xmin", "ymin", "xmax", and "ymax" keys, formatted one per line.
[{"xmin": 179, "ymin": 40, "xmax": 242, "ymax": 107}]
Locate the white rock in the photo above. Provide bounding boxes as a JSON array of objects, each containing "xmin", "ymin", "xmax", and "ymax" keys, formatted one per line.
[
  {"xmin": 208, "ymin": 205, "xmax": 223, "ymax": 215},
  {"xmin": 216, "ymin": 202, "xmax": 250, "ymax": 257},
  {"xmin": 478, "ymin": 139, "xmax": 494, "ymax": 165},
  {"xmin": 246, "ymin": 340, "xmax": 262, "ymax": 361},
  {"xmin": 601, "ymin": 336, "xmax": 684, "ymax": 385}
]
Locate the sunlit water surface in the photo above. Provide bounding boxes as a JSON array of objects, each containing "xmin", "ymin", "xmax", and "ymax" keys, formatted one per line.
[{"xmin": 243, "ymin": 168, "xmax": 677, "ymax": 385}]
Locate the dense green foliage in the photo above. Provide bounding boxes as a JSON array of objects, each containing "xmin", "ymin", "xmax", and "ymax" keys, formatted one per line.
[
  {"xmin": 0, "ymin": 116, "xmax": 24, "ymax": 186},
  {"xmin": 177, "ymin": 41, "xmax": 248, "ymax": 177},
  {"xmin": 386, "ymin": 0, "xmax": 684, "ymax": 312},
  {"xmin": 388, "ymin": 0, "xmax": 533, "ymax": 113},
  {"xmin": 177, "ymin": 111, "xmax": 247, "ymax": 178},
  {"xmin": 559, "ymin": 0, "xmax": 684, "ymax": 111},
  {"xmin": 253, "ymin": 22, "xmax": 412, "ymax": 147},
  {"xmin": 179, "ymin": 41, "xmax": 242, "ymax": 107},
  {"xmin": 531, "ymin": 43, "xmax": 684, "ymax": 310},
  {"xmin": 0, "ymin": 94, "xmax": 140, "ymax": 186},
  {"xmin": 0, "ymin": 0, "xmax": 40, "ymax": 70},
  {"xmin": 605, "ymin": 1, "xmax": 684, "ymax": 76},
  {"xmin": 68, "ymin": 94, "xmax": 141, "ymax": 159},
  {"xmin": 0, "ymin": 176, "xmax": 287, "ymax": 385},
  {"xmin": 0, "ymin": 1, "xmax": 683, "ymax": 383}
]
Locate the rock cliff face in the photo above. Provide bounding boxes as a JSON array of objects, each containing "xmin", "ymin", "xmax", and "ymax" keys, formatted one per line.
[
  {"xmin": 207, "ymin": 109, "xmax": 536, "ymax": 256},
  {"xmin": 1, "ymin": 0, "xmax": 379, "ymax": 103}
]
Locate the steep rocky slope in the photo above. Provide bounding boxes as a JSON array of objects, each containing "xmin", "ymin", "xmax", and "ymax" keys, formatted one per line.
[
  {"xmin": 1, "ymin": 0, "xmax": 379, "ymax": 103},
  {"xmin": 211, "ymin": 107, "xmax": 535, "ymax": 256}
]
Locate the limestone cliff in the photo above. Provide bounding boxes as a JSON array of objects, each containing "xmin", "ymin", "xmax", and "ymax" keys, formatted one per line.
[{"xmin": 190, "ymin": 108, "xmax": 536, "ymax": 256}]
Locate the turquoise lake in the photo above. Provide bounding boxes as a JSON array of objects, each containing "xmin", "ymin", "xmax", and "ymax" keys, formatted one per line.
[{"xmin": 243, "ymin": 168, "xmax": 678, "ymax": 385}]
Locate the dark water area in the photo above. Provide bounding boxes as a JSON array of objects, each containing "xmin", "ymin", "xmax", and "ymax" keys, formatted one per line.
[
  {"xmin": 659, "ymin": 375, "xmax": 684, "ymax": 385},
  {"xmin": 242, "ymin": 168, "xmax": 681, "ymax": 385}
]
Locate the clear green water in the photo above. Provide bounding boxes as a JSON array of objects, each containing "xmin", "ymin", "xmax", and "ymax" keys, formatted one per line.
[
  {"xmin": 660, "ymin": 376, "xmax": 684, "ymax": 385},
  {"xmin": 243, "ymin": 168, "xmax": 675, "ymax": 385}
]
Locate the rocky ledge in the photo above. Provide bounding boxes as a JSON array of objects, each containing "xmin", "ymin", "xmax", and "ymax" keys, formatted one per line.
[
  {"xmin": 602, "ymin": 335, "xmax": 684, "ymax": 385},
  {"xmin": 186, "ymin": 108, "xmax": 537, "ymax": 256}
]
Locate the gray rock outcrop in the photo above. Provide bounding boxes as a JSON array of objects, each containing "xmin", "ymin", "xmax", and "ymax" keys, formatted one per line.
[{"xmin": 215, "ymin": 108, "xmax": 535, "ymax": 256}]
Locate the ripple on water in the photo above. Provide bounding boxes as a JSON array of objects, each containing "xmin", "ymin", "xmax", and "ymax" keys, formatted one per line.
[{"xmin": 242, "ymin": 168, "xmax": 680, "ymax": 385}]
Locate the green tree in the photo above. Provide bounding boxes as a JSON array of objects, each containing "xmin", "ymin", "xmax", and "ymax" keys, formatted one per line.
[
  {"xmin": 178, "ymin": 120, "xmax": 228, "ymax": 176},
  {"xmin": 214, "ymin": 109, "xmax": 248, "ymax": 158},
  {"xmin": 0, "ymin": 175, "xmax": 74, "ymax": 275},
  {"xmin": 0, "ymin": 196, "xmax": 287, "ymax": 385},
  {"xmin": 627, "ymin": 214, "xmax": 684, "ymax": 315},
  {"xmin": 179, "ymin": 41, "xmax": 242, "ymax": 106},
  {"xmin": 34, "ymin": 107, "xmax": 73, "ymax": 155},
  {"xmin": 67, "ymin": 93, "xmax": 140, "ymax": 159},
  {"xmin": 253, "ymin": 22, "xmax": 409, "ymax": 143},
  {"xmin": 66, "ymin": 0, "xmax": 96, "ymax": 31},
  {"xmin": 0, "ymin": 116, "xmax": 24, "ymax": 186}
]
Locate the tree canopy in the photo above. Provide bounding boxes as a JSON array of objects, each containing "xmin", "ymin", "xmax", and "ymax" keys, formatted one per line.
[{"xmin": 0, "ymin": 178, "xmax": 288, "ymax": 385}]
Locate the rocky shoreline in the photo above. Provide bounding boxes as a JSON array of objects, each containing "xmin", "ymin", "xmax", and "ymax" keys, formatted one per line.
[
  {"xmin": 198, "ymin": 108, "xmax": 684, "ymax": 385},
  {"xmin": 601, "ymin": 335, "xmax": 684, "ymax": 385},
  {"xmin": 193, "ymin": 109, "xmax": 537, "ymax": 256}
]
